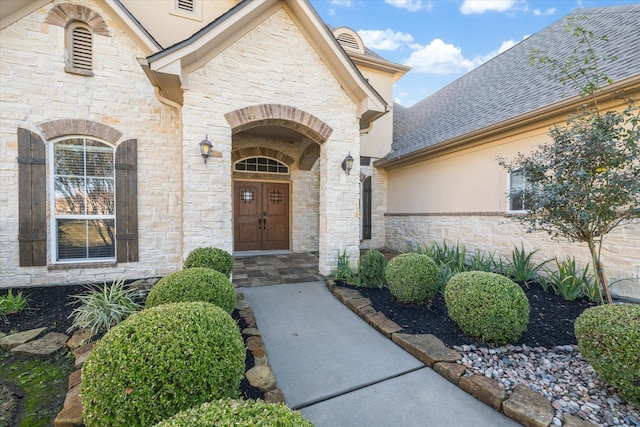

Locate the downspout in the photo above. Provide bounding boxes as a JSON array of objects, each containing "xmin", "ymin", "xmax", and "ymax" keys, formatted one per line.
[{"xmin": 152, "ymin": 86, "xmax": 184, "ymax": 265}]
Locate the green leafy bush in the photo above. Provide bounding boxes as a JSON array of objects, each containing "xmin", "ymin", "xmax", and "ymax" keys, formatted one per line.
[
  {"xmin": 575, "ymin": 304, "xmax": 640, "ymax": 405},
  {"xmin": 145, "ymin": 268, "xmax": 236, "ymax": 314},
  {"xmin": 67, "ymin": 278, "xmax": 141, "ymax": 338},
  {"xmin": 184, "ymin": 247, "xmax": 233, "ymax": 278},
  {"xmin": 82, "ymin": 302, "xmax": 245, "ymax": 427},
  {"xmin": 0, "ymin": 289, "xmax": 29, "ymax": 321},
  {"xmin": 358, "ymin": 249, "xmax": 387, "ymax": 288},
  {"xmin": 445, "ymin": 271, "xmax": 530, "ymax": 344},
  {"xmin": 540, "ymin": 256, "xmax": 593, "ymax": 301},
  {"xmin": 507, "ymin": 244, "xmax": 550, "ymax": 285},
  {"xmin": 154, "ymin": 399, "xmax": 314, "ymax": 427},
  {"xmin": 385, "ymin": 253, "xmax": 440, "ymax": 304},
  {"xmin": 333, "ymin": 249, "xmax": 355, "ymax": 283}
]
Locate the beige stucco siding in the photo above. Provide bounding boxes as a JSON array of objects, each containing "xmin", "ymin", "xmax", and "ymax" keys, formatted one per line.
[
  {"xmin": 0, "ymin": 0, "xmax": 182, "ymax": 287},
  {"xmin": 385, "ymin": 99, "xmax": 640, "ymax": 300},
  {"xmin": 182, "ymin": 7, "xmax": 361, "ymax": 274}
]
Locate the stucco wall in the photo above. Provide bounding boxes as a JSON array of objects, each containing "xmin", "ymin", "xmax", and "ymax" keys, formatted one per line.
[
  {"xmin": 182, "ymin": 6, "xmax": 361, "ymax": 274},
  {"xmin": 0, "ymin": 0, "xmax": 182, "ymax": 287}
]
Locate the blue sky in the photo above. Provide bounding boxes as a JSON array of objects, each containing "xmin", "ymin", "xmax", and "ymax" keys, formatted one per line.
[{"xmin": 308, "ymin": 0, "xmax": 639, "ymax": 106}]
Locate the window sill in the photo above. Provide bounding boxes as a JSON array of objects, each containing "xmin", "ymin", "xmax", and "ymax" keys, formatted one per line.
[{"xmin": 48, "ymin": 261, "xmax": 116, "ymax": 271}]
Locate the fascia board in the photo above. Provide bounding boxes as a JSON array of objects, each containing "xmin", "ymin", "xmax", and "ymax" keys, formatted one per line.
[
  {"xmin": 102, "ymin": 0, "xmax": 161, "ymax": 55},
  {"xmin": 0, "ymin": 0, "xmax": 51, "ymax": 31}
]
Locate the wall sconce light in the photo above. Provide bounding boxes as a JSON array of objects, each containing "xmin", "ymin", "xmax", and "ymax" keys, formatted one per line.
[
  {"xmin": 342, "ymin": 151, "xmax": 354, "ymax": 175},
  {"xmin": 199, "ymin": 135, "xmax": 213, "ymax": 164}
]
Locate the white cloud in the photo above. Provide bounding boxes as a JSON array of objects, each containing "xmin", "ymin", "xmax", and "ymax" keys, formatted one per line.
[
  {"xmin": 384, "ymin": 0, "xmax": 433, "ymax": 12},
  {"xmin": 405, "ymin": 38, "xmax": 521, "ymax": 74},
  {"xmin": 330, "ymin": 0, "xmax": 355, "ymax": 7},
  {"xmin": 358, "ymin": 29, "xmax": 414, "ymax": 51},
  {"xmin": 460, "ymin": 0, "xmax": 516, "ymax": 15},
  {"xmin": 533, "ymin": 7, "xmax": 556, "ymax": 16},
  {"xmin": 405, "ymin": 39, "xmax": 475, "ymax": 74}
]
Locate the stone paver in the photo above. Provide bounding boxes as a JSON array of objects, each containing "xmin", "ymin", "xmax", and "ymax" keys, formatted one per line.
[
  {"xmin": 0, "ymin": 327, "xmax": 47, "ymax": 350},
  {"xmin": 502, "ymin": 384, "xmax": 555, "ymax": 427},
  {"xmin": 392, "ymin": 333, "xmax": 461, "ymax": 367},
  {"xmin": 11, "ymin": 332, "xmax": 68, "ymax": 357}
]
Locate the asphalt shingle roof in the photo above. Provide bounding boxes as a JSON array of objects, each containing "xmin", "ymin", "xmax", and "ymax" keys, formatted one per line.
[{"xmin": 389, "ymin": 4, "xmax": 640, "ymax": 161}]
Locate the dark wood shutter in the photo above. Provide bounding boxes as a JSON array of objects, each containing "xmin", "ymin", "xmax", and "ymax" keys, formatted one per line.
[
  {"xmin": 115, "ymin": 139, "xmax": 138, "ymax": 263},
  {"xmin": 362, "ymin": 176, "xmax": 372, "ymax": 240},
  {"xmin": 18, "ymin": 128, "xmax": 47, "ymax": 266}
]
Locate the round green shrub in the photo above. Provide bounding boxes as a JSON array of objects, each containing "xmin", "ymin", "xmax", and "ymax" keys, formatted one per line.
[
  {"xmin": 184, "ymin": 247, "xmax": 233, "ymax": 278},
  {"xmin": 82, "ymin": 302, "xmax": 245, "ymax": 427},
  {"xmin": 145, "ymin": 267, "xmax": 236, "ymax": 314},
  {"xmin": 154, "ymin": 399, "xmax": 314, "ymax": 427},
  {"xmin": 444, "ymin": 271, "xmax": 529, "ymax": 345},
  {"xmin": 359, "ymin": 249, "xmax": 387, "ymax": 288},
  {"xmin": 385, "ymin": 253, "xmax": 440, "ymax": 304},
  {"xmin": 574, "ymin": 303, "xmax": 640, "ymax": 405}
]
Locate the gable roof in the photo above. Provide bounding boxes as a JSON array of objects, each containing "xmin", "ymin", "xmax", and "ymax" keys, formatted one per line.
[
  {"xmin": 140, "ymin": 0, "xmax": 389, "ymax": 129},
  {"xmin": 380, "ymin": 4, "xmax": 640, "ymax": 167}
]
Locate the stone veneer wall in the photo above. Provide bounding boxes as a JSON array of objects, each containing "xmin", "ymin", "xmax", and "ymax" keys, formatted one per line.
[
  {"xmin": 182, "ymin": 7, "xmax": 361, "ymax": 275},
  {"xmin": 0, "ymin": 0, "xmax": 182, "ymax": 287},
  {"xmin": 385, "ymin": 214, "xmax": 640, "ymax": 300}
]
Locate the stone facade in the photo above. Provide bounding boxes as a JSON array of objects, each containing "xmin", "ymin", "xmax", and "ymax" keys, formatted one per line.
[
  {"xmin": 0, "ymin": 0, "xmax": 182, "ymax": 286},
  {"xmin": 182, "ymin": 7, "xmax": 361, "ymax": 275},
  {"xmin": 385, "ymin": 214, "xmax": 640, "ymax": 300}
]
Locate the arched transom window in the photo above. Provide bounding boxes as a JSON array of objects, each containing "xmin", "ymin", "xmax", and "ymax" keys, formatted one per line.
[{"xmin": 235, "ymin": 157, "xmax": 289, "ymax": 174}]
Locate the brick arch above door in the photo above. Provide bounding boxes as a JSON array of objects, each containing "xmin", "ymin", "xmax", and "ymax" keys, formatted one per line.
[
  {"xmin": 224, "ymin": 104, "xmax": 333, "ymax": 144},
  {"xmin": 231, "ymin": 146, "xmax": 294, "ymax": 166}
]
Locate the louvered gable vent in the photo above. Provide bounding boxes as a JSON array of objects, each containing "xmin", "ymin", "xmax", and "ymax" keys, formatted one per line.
[
  {"xmin": 337, "ymin": 33, "xmax": 359, "ymax": 51},
  {"xmin": 71, "ymin": 26, "xmax": 92, "ymax": 72},
  {"xmin": 176, "ymin": 0, "xmax": 195, "ymax": 12}
]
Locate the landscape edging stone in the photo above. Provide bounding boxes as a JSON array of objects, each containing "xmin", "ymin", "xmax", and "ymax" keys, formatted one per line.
[{"xmin": 326, "ymin": 279, "xmax": 558, "ymax": 427}]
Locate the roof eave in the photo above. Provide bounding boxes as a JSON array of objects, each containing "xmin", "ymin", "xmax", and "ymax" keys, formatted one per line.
[{"xmin": 376, "ymin": 75, "xmax": 640, "ymax": 170}]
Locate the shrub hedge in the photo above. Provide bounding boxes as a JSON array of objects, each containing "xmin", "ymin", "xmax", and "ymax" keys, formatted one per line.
[
  {"xmin": 575, "ymin": 303, "xmax": 640, "ymax": 405},
  {"xmin": 82, "ymin": 302, "xmax": 245, "ymax": 426},
  {"xmin": 145, "ymin": 267, "xmax": 236, "ymax": 314},
  {"xmin": 154, "ymin": 399, "xmax": 314, "ymax": 427},
  {"xmin": 359, "ymin": 249, "xmax": 387, "ymax": 288},
  {"xmin": 184, "ymin": 247, "xmax": 234, "ymax": 278},
  {"xmin": 444, "ymin": 271, "xmax": 529, "ymax": 344},
  {"xmin": 385, "ymin": 253, "xmax": 440, "ymax": 304}
]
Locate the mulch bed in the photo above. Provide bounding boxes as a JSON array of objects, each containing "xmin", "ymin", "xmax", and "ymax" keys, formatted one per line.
[
  {"xmin": 1, "ymin": 285, "xmax": 263, "ymax": 401},
  {"xmin": 336, "ymin": 281, "xmax": 596, "ymax": 348}
]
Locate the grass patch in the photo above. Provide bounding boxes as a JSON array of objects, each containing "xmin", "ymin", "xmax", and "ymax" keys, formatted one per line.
[{"xmin": 0, "ymin": 350, "xmax": 73, "ymax": 427}]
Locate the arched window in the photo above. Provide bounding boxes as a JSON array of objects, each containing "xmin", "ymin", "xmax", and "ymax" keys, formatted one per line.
[
  {"xmin": 66, "ymin": 22, "xmax": 93, "ymax": 76},
  {"xmin": 235, "ymin": 157, "xmax": 289, "ymax": 174},
  {"xmin": 52, "ymin": 138, "xmax": 115, "ymax": 261}
]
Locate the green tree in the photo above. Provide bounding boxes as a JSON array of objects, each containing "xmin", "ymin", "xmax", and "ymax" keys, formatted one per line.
[{"xmin": 499, "ymin": 17, "xmax": 640, "ymax": 304}]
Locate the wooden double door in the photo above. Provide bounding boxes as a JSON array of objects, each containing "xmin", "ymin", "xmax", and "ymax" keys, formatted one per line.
[{"xmin": 234, "ymin": 181, "xmax": 289, "ymax": 251}]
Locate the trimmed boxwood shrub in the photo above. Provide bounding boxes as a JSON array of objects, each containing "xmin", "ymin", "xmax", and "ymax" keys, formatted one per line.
[
  {"xmin": 82, "ymin": 302, "xmax": 245, "ymax": 427},
  {"xmin": 574, "ymin": 303, "xmax": 640, "ymax": 405},
  {"xmin": 444, "ymin": 271, "xmax": 529, "ymax": 345},
  {"xmin": 184, "ymin": 247, "xmax": 233, "ymax": 278},
  {"xmin": 154, "ymin": 399, "xmax": 314, "ymax": 427},
  {"xmin": 145, "ymin": 267, "xmax": 236, "ymax": 314},
  {"xmin": 359, "ymin": 249, "xmax": 387, "ymax": 288},
  {"xmin": 385, "ymin": 253, "xmax": 440, "ymax": 304}
]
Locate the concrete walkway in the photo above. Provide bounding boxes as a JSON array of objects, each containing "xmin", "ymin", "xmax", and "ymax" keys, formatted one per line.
[{"xmin": 241, "ymin": 281, "xmax": 518, "ymax": 427}]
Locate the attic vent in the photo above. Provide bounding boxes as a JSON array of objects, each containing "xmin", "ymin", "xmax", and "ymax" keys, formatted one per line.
[
  {"xmin": 333, "ymin": 28, "xmax": 365, "ymax": 54},
  {"xmin": 66, "ymin": 23, "xmax": 93, "ymax": 76},
  {"xmin": 337, "ymin": 33, "xmax": 359, "ymax": 51},
  {"xmin": 176, "ymin": 0, "xmax": 195, "ymax": 12}
]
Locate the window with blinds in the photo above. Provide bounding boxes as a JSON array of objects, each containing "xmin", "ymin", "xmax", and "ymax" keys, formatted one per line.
[
  {"xmin": 66, "ymin": 23, "xmax": 93, "ymax": 76},
  {"xmin": 53, "ymin": 138, "xmax": 115, "ymax": 261}
]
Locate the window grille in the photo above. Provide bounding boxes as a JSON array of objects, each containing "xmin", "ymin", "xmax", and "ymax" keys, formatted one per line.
[
  {"xmin": 509, "ymin": 170, "xmax": 530, "ymax": 211},
  {"xmin": 235, "ymin": 157, "xmax": 289, "ymax": 174}
]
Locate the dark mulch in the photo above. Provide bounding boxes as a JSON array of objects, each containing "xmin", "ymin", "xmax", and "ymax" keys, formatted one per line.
[
  {"xmin": 1, "ymin": 285, "xmax": 263, "ymax": 401},
  {"xmin": 337, "ymin": 281, "xmax": 596, "ymax": 348}
]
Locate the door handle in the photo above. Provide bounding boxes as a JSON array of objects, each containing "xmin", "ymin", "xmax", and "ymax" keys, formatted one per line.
[
  {"xmin": 263, "ymin": 218, "xmax": 267, "ymax": 228},
  {"xmin": 258, "ymin": 218, "xmax": 262, "ymax": 229}
]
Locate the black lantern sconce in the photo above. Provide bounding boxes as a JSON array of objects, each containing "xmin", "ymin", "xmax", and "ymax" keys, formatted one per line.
[
  {"xmin": 342, "ymin": 151, "xmax": 354, "ymax": 175},
  {"xmin": 199, "ymin": 135, "xmax": 213, "ymax": 164}
]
